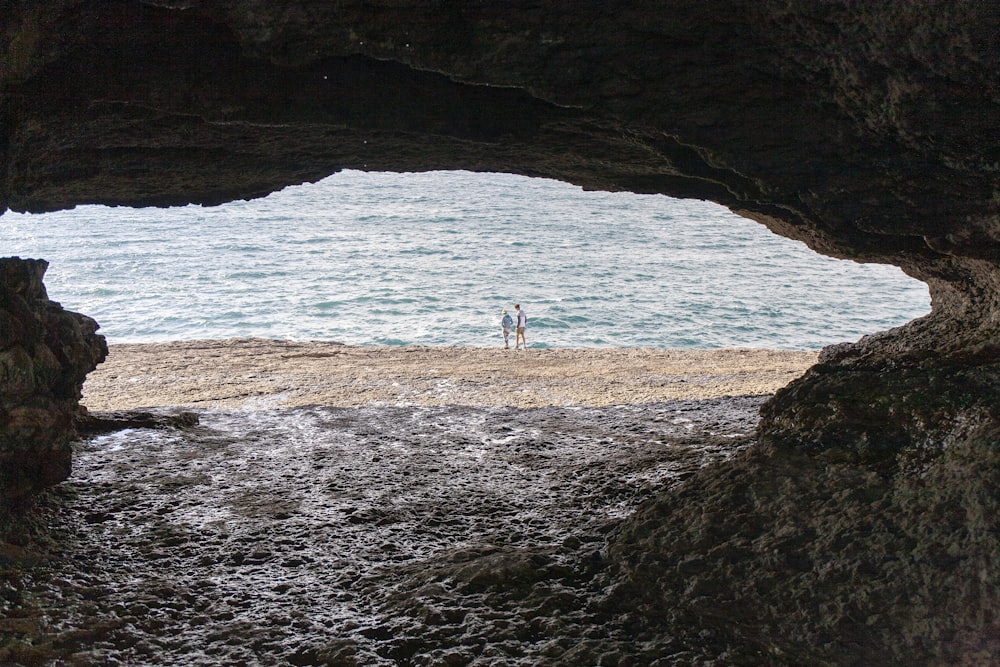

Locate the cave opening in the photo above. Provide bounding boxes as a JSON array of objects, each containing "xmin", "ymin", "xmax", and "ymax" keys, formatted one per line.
[{"xmin": 3, "ymin": 169, "xmax": 930, "ymax": 352}]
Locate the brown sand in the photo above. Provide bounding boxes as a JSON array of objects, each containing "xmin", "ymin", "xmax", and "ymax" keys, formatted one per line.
[{"xmin": 81, "ymin": 338, "xmax": 818, "ymax": 411}]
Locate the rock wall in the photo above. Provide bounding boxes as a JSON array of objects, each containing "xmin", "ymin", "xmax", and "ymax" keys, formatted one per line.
[
  {"xmin": 0, "ymin": 258, "xmax": 107, "ymax": 503},
  {"xmin": 604, "ymin": 421, "xmax": 1000, "ymax": 664}
]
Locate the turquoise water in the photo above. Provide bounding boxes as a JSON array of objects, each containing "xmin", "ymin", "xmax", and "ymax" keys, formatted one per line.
[{"xmin": 2, "ymin": 170, "xmax": 929, "ymax": 349}]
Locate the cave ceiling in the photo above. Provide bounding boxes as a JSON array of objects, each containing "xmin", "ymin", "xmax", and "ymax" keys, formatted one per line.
[{"xmin": 2, "ymin": 1, "xmax": 997, "ymax": 283}]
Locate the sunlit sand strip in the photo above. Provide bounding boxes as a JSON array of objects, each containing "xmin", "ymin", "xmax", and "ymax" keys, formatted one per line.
[{"xmin": 81, "ymin": 338, "xmax": 818, "ymax": 411}]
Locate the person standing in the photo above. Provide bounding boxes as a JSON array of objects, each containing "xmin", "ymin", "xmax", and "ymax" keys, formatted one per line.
[
  {"xmin": 500, "ymin": 309, "xmax": 514, "ymax": 349},
  {"xmin": 514, "ymin": 304, "xmax": 527, "ymax": 350}
]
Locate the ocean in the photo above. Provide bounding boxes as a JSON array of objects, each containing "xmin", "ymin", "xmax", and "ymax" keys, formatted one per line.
[{"xmin": 2, "ymin": 170, "xmax": 929, "ymax": 349}]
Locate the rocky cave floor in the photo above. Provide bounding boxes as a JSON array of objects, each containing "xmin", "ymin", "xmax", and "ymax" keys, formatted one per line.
[{"xmin": 1, "ymin": 397, "xmax": 765, "ymax": 666}]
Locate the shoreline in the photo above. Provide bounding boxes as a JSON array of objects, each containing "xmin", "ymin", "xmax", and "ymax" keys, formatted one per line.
[{"xmin": 81, "ymin": 338, "xmax": 818, "ymax": 411}]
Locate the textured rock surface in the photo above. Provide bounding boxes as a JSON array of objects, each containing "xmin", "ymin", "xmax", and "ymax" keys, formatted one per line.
[
  {"xmin": 0, "ymin": 258, "xmax": 107, "ymax": 502},
  {"xmin": 5, "ymin": 346, "xmax": 996, "ymax": 665},
  {"xmin": 605, "ymin": 424, "xmax": 1000, "ymax": 665},
  {"xmin": 1, "ymin": 1, "xmax": 998, "ymax": 448}
]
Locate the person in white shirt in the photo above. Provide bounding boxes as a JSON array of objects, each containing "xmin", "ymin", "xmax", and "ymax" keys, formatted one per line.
[{"xmin": 514, "ymin": 304, "xmax": 527, "ymax": 350}]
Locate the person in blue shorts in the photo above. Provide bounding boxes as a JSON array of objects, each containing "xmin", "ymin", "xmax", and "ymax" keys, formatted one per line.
[{"xmin": 500, "ymin": 309, "xmax": 513, "ymax": 348}]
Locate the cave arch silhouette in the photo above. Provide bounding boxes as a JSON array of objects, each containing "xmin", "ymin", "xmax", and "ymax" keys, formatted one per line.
[{"xmin": 3, "ymin": 3, "xmax": 1000, "ymax": 663}]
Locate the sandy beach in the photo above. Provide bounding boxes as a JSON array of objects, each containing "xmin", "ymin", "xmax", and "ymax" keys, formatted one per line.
[{"xmin": 81, "ymin": 338, "xmax": 817, "ymax": 411}]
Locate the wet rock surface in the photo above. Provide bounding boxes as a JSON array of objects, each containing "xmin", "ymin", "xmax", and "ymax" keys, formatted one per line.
[
  {"xmin": 6, "ymin": 395, "xmax": 992, "ymax": 666},
  {"xmin": 1, "ymin": 398, "xmax": 761, "ymax": 666}
]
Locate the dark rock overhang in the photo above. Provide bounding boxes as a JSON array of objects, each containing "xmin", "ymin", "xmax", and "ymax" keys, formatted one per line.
[{"xmin": 5, "ymin": 2, "xmax": 997, "ymax": 265}]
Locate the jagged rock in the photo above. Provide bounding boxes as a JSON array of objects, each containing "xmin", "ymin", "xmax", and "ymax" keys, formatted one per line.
[
  {"xmin": 604, "ymin": 421, "xmax": 1000, "ymax": 664},
  {"xmin": 0, "ymin": 258, "xmax": 107, "ymax": 502},
  {"xmin": 75, "ymin": 409, "xmax": 199, "ymax": 434}
]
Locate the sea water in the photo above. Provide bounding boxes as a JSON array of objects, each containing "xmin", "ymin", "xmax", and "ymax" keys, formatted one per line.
[{"xmin": 1, "ymin": 170, "xmax": 929, "ymax": 349}]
